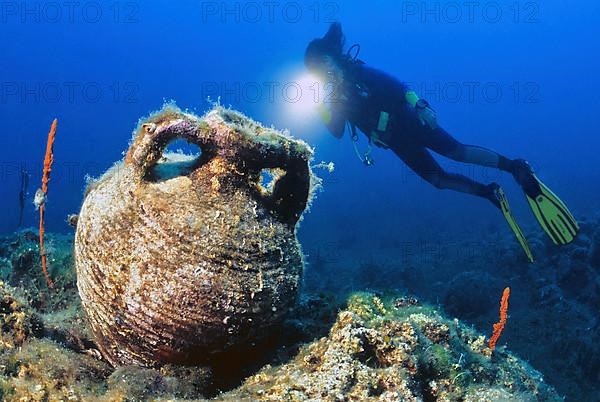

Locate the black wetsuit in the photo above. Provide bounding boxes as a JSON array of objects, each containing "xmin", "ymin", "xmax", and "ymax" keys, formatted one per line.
[{"xmin": 325, "ymin": 62, "xmax": 513, "ymax": 203}]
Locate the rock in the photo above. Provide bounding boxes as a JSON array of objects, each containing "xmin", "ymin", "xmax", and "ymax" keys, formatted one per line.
[
  {"xmin": 216, "ymin": 292, "xmax": 562, "ymax": 401},
  {"xmin": 570, "ymin": 246, "xmax": 588, "ymax": 262},
  {"xmin": 0, "ymin": 231, "xmax": 77, "ymax": 313},
  {"xmin": 558, "ymin": 263, "xmax": 588, "ymax": 295},
  {"xmin": 0, "ymin": 281, "xmax": 42, "ymax": 348},
  {"xmin": 0, "ymin": 265, "xmax": 562, "ymax": 401},
  {"xmin": 0, "ymin": 338, "xmax": 112, "ymax": 401},
  {"xmin": 589, "ymin": 228, "xmax": 600, "ymax": 268},
  {"xmin": 444, "ymin": 271, "xmax": 500, "ymax": 320},
  {"xmin": 75, "ymin": 106, "xmax": 315, "ymax": 367},
  {"xmin": 105, "ymin": 365, "xmax": 211, "ymax": 400}
]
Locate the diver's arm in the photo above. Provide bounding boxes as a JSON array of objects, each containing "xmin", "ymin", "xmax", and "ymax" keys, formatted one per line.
[
  {"xmin": 319, "ymin": 101, "xmax": 347, "ymax": 139},
  {"xmin": 355, "ymin": 65, "xmax": 438, "ymax": 129},
  {"xmin": 405, "ymin": 91, "xmax": 420, "ymax": 108},
  {"xmin": 405, "ymin": 91, "xmax": 438, "ymax": 130}
]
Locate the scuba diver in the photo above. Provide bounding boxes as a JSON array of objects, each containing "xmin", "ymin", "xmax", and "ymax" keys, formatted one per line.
[{"xmin": 304, "ymin": 23, "xmax": 579, "ymax": 261}]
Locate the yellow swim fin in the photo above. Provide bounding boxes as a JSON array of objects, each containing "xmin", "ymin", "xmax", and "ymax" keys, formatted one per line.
[
  {"xmin": 494, "ymin": 187, "xmax": 535, "ymax": 263},
  {"xmin": 524, "ymin": 175, "xmax": 579, "ymax": 245},
  {"xmin": 513, "ymin": 160, "xmax": 579, "ymax": 245}
]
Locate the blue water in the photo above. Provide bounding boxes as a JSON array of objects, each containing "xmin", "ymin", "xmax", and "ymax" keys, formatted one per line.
[
  {"xmin": 2, "ymin": 1, "xmax": 599, "ymax": 235},
  {"xmin": 1, "ymin": 1, "xmax": 600, "ymax": 399}
]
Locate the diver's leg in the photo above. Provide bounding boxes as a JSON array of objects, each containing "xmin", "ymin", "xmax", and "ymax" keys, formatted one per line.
[
  {"xmin": 392, "ymin": 144, "xmax": 500, "ymax": 208},
  {"xmin": 419, "ymin": 127, "xmax": 579, "ymax": 245},
  {"xmin": 394, "ymin": 140, "xmax": 540, "ymax": 259},
  {"xmin": 423, "ymin": 127, "xmax": 515, "ymax": 172},
  {"xmin": 422, "ymin": 128, "xmax": 547, "ymax": 190}
]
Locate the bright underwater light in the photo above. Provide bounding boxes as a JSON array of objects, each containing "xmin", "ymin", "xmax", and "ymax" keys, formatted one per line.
[{"xmin": 284, "ymin": 72, "xmax": 327, "ymax": 122}]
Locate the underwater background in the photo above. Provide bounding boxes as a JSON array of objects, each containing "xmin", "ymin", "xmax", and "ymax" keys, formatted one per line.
[{"xmin": 1, "ymin": 1, "xmax": 600, "ymax": 401}]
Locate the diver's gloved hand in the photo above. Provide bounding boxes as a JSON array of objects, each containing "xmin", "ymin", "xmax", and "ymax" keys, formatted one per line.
[
  {"xmin": 318, "ymin": 103, "xmax": 333, "ymax": 125},
  {"xmin": 416, "ymin": 99, "xmax": 438, "ymax": 130}
]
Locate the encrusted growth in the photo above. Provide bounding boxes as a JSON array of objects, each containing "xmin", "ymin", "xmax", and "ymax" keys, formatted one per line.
[
  {"xmin": 75, "ymin": 106, "xmax": 315, "ymax": 367},
  {"xmin": 0, "ymin": 236, "xmax": 561, "ymax": 401},
  {"xmin": 217, "ymin": 292, "xmax": 561, "ymax": 401}
]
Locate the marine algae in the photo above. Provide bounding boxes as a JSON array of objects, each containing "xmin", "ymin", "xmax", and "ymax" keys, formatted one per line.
[
  {"xmin": 75, "ymin": 106, "xmax": 315, "ymax": 367},
  {"xmin": 0, "ymin": 236, "xmax": 562, "ymax": 401}
]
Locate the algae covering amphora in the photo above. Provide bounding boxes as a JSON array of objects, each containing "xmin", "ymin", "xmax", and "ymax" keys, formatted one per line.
[{"xmin": 75, "ymin": 106, "xmax": 314, "ymax": 367}]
